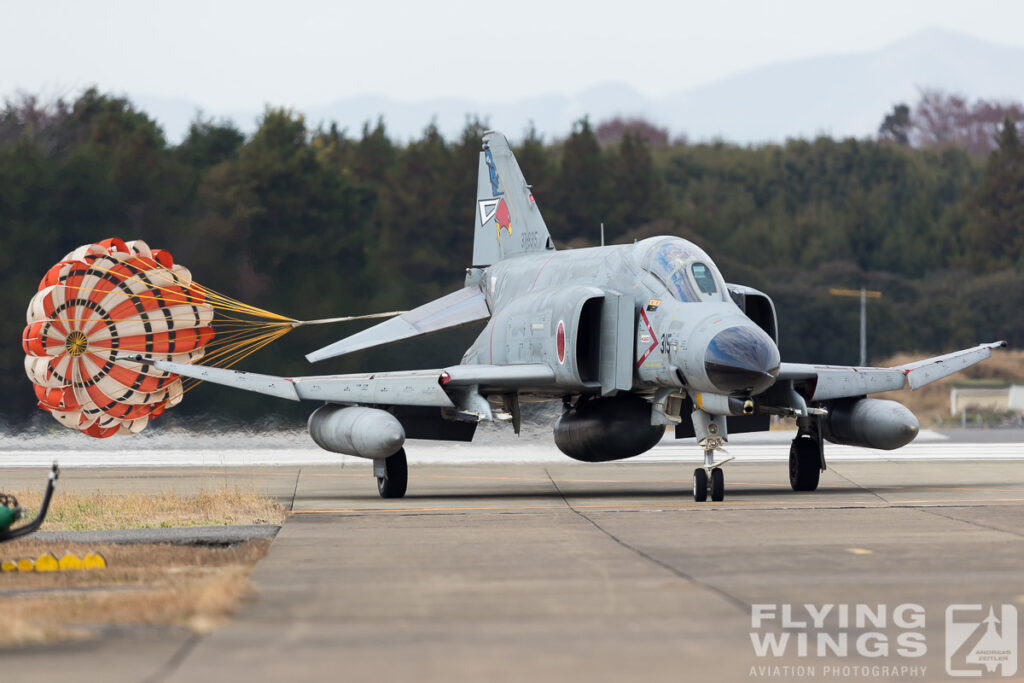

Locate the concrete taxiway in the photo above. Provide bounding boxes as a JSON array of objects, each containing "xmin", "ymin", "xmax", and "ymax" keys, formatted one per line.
[{"xmin": 3, "ymin": 447, "xmax": 1024, "ymax": 682}]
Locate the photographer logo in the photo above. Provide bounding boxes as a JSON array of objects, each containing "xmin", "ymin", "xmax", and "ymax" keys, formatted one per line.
[{"xmin": 945, "ymin": 605, "xmax": 1017, "ymax": 677}]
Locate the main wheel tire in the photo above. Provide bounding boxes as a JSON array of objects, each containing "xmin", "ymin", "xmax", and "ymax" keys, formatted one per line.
[
  {"xmin": 710, "ymin": 468, "xmax": 725, "ymax": 501},
  {"xmin": 693, "ymin": 468, "xmax": 708, "ymax": 502},
  {"xmin": 789, "ymin": 437, "xmax": 821, "ymax": 492},
  {"xmin": 377, "ymin": 449, "xmax": 408, "ymax": 499}
]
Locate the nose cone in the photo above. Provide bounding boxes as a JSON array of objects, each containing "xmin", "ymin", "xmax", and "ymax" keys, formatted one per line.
[{"xmin": 704, "ymin": 325, "xmax": 780, "ymax": 395}]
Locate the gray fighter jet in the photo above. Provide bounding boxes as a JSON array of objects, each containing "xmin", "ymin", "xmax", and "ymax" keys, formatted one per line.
[{"xmin": 148, "ymin": 131, "xmax": 1006, "ymax": 502}]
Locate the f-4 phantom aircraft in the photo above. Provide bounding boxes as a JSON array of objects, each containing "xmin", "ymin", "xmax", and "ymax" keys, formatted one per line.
[{"xmin": 149, "ymin": 131, "xmax": 1006, "ymax": 502}]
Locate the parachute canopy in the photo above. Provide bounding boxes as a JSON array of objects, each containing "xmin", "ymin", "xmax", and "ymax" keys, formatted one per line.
[
  {"xmin": 23, "ymin": 237, "xmax": 404, "ymax": 439},
  {"xmin": 23, "ymin": 238, "xmax": 216, "ymax": 438}
]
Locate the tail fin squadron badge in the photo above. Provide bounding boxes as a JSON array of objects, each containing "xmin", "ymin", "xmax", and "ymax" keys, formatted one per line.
[{"xmin": 478, "ymin": 197, "xmax": 513, "ymax": 241}]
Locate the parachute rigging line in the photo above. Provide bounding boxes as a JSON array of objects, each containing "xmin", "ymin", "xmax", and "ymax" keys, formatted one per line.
[{"xmin": 81, "ymin": 251, "xmax": 399, "ymax": 376}]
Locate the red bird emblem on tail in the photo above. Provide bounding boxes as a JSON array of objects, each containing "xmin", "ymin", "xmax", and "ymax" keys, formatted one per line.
[{"xmin": 494, "ymin": 198, "xmax": 512, "ymax": 241}]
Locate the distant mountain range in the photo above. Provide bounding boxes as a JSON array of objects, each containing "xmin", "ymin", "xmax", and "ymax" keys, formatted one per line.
[{"xmin": 133, "ymin": 28, "xmax": 1024, "ymax": 145}]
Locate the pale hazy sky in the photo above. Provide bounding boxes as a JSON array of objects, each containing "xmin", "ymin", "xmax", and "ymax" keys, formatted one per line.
[{"xmin": 4, "ymin": 0, "xmax": 1024, "ymax": 110}]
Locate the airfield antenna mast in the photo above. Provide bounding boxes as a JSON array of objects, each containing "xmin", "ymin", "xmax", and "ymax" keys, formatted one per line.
[
  {"xmin": 860, "ymin": 288, "xmax": 866, "ymax": 366},
  {"xmin": 829, "ymin": 287, "xmax": 882, "ymax": 366}
]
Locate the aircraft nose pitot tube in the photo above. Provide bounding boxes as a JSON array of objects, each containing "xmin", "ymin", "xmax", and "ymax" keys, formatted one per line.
[
  {"xmin": 704, "ymin": 324, "xmax": 780, "ymax": 395},
  {"xmin": 822, "ymin": 398, "xmax": 920, "ymax": 450},
  {"xmin": 308, "ymin": 405, "xmax": 405, "ymax": 459}
]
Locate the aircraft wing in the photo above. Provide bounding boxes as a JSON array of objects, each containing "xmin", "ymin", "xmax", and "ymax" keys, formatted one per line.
[
  {"xmin": 777, "ymin": 341, "xmax": 1007, "ymax": 402},
  {"xmin": 146, "ymin": 358, "xmax": 554, "ymax": 408},
  {"xmin": 306, "ymin": 286, "xmax": 490, "ymax": 363}
]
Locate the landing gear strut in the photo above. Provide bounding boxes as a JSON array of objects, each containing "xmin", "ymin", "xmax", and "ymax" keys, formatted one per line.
[
  {"xmin": 690, "ymin": 410, "xmax": 731, "ymax": 503},
  {"xmin": 375, "ymin": 449, "xmax": 408, "ymax": 499}
]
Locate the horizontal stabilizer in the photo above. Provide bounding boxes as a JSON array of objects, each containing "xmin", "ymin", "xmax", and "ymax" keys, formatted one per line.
[{"xmin": 306, "ymin": 286, "xmax": 490, "ymax": 363}]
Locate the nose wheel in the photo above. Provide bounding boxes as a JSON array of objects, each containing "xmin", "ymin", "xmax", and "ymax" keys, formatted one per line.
[
  {"xmin": 693, "ymin": 468, "xmax": 708, "ymax": 501},
  {"xmin": 710, "ymin": 468, "xmax": 724, "ymax": 501},
  {"xmin": 693, "ymin": 467, "xmax": 726, "ymax": 502},
  {"xmin": 693, "ymin": 446, "xmax": 731, "ymax": 502}
]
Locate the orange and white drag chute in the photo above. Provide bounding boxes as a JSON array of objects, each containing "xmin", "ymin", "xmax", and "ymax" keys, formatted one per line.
[{"xmin": 22, "ymin": 238, "xmax": 215, "ymax": 438}]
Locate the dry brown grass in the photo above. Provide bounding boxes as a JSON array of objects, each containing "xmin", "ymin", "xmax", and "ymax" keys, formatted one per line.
[
  {"xmin": 873, "ymin": 348, "xmax": 1024, "ymax": 425},
  {"xmin": 0, "ymin": 539, "xmax": 271, "ymax": 647},
  {"xmin": 10, "ymin": 487, "xmax": 286, "ymax": 532},
  {"xmin": 0, "ymin": 487, "xmax": 284, "ymax": 647}
]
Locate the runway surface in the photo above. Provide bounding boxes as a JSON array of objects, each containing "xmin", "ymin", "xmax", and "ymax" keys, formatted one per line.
[
  {"xmin": 2, "ymin": 428, "xmax": 1022, "ymax": 468},
  {"xmin": 3, "ymin": 439, "xmax": 1024, "ymax": 682}
]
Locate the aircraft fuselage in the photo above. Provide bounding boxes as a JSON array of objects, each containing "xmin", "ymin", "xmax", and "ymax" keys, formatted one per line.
[{"xmin": 464, "ymin": 236, "xmax": 780, "ymax": 403}]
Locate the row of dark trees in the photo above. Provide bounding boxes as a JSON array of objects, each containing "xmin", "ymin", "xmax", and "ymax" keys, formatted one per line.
[{"xmin": 1, "ymin": 88, "xmax": 1022, "ymax": 425}]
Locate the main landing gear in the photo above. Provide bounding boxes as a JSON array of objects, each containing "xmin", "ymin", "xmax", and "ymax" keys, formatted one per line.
[
  {"xmin": 788, "ymin": 413, "xmax": 825, "ymax": 492},
  {"xmin": 374, "ymin": 449, "xmax": 408, "ymax": 499},
  {"xmin": 789, "ymin": 436, "xmax": 821, "ymax": 491}
]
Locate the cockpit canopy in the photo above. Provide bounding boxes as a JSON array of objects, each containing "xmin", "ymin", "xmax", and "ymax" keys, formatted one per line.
[{"xmin": 634, "ymin": 237, "xmax": 728, "ymax": 303}]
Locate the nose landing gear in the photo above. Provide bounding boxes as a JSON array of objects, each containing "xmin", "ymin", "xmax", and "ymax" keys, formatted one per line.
[
  {"xmin": 689, "ymin": 409, "xmax": 733, "ymax": 503},
  {"xmin": 693, "ymin": 440, "xmax": 733, "ymax": 502}
]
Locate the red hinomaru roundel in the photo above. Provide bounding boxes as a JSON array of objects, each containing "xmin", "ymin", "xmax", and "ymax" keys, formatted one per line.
[
  {"xmin": 556, "ymin": 320, "xmax": 566, "ymax": 364},
  {"xmin": 22, "ymin": 238, "xmax": 215, "ymax": 438}
]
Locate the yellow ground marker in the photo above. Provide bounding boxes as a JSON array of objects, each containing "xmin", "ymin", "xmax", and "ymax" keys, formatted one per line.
[
  {"xmin": 34, "ymin": 552, "xmax": 59, "ymax": 572},
  {"xmin": 847, "ymin": 548, "xmax": 873, "ymax": 555},
  {"xmin": 59, "ymin": 552, "xmax": 83, "ymax": 570},
  {"xmin": 1, "ymin": 551, "xmax": 105, "ymax": 572},
  {"xmin": 82, "ymin": 552, "xmax": 107, "ymax": 570}
]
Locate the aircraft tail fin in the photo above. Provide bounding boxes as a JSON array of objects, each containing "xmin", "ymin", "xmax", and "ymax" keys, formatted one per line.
[{"xmin": 472, "ymin": 131, "xmax": 556, "ymax": 267}]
